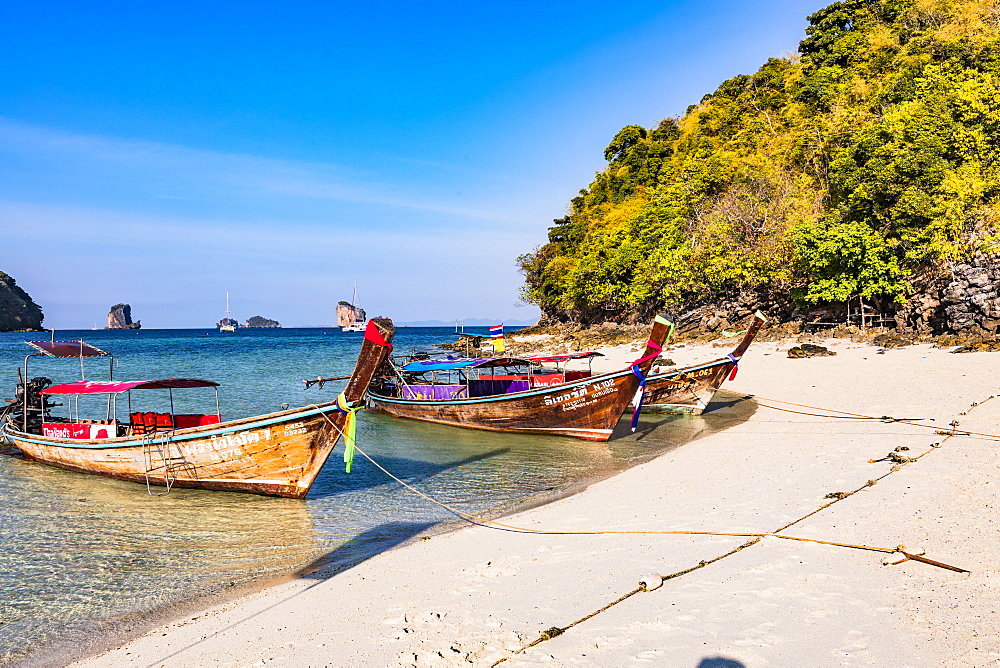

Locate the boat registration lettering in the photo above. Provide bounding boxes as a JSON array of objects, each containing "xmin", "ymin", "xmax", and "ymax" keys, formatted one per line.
[
  {"xmin": 544, "ymin": 379, "xmax": 616, "ymax": 407},
  {"xmin": 562, "ymin": 385, "xmax": 618, "ymax": 412},
  {"xmin": 283, "ymin": 422, "xmax": 308, "ymax": 436},
  {"xmin": 190, "ymin": 430, "xmax": 262, "ymax": 455}
]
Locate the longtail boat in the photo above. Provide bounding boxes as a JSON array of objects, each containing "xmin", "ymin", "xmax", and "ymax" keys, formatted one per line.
[
  {"xmin": 640, "ymin": 312, "xmax": 765, "ymax": 414},
  {"xmin": 365, "ymin": 314, "xmax": 672, "ymax": 442},
  {"xmin": 0, "ymin": 319, "xmax": 395, "ymax": 498}
]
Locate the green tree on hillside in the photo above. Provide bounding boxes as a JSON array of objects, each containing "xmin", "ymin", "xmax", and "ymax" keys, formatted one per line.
[
  {"xmin": 519, "ymin": 0, "xmax": 1000, "ymax": 322},
  {"xmin": 0, "ymin": 271, "xmax": 43, "ymax": 331}
]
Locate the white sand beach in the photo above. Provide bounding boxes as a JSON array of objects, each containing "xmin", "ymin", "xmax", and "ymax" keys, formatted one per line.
[{"xmin": 75, "ymin": 338, "xmax": 1000, "ymax": 666}]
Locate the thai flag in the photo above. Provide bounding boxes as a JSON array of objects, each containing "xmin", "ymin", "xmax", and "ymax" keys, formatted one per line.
[{"xmin": 490, "ymin": 324, "xmax": 505, "ymax": 353}]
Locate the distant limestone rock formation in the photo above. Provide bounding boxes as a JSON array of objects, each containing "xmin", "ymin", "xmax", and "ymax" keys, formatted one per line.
[
  {"xmin": 244, "ymin": 315, "xmax": 281, "ymax": 328},
  {"xmin": 216, "ymin": 317, "xmax": 239, "ymax": 329},
  {"xmin": 0, "ymin": 270, "xmax": 44, "ymax": 332},
  {"xmin": 106, "ymin": 303, "xmax": 141, "ymax": 329},
  {"xmin": 336, "ymin": 301, "xmax": 366, "ymax": 327}
]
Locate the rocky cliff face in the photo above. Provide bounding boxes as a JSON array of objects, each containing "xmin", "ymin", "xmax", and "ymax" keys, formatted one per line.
[
  {"xmin": 895, "ymin": 256, "xmax": 1000, "ymax": 336},
  {"xmin": 106, "ymin": 303, "xmax": 141, "ymax": 329},
  {"xmin": 536, "ymin": 252, "xmax": 1000, "ymax": 338},
  {"xmin": 0, "ymin": 271, "xmax": 44, "ymax": 332},
  {"xmin": 336, "ymin": 301, "xmax": 365, "ymax": 327}
]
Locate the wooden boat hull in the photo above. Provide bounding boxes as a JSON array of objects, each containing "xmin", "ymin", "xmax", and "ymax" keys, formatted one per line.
[
  {"xmin": 642, "ymin": 313, "xmax": 765, "ymax": 414},
  {"xmin": 1, "ymin": 318, "xmax": 395, "ymax": 498},
  {"xmin": 368, "ymin": 369, "xmax": 638, "ymax": 441},
  {"xmin": 367, "ymin": 314, "xmax": 674, "ymax": 442},
  {"xmin": 642, "ymin": 359, "xmax": 733, "ymax": 414},
  {"xmin": 3, "ymin": 404, "xmax": 342, "ymax": 498}
]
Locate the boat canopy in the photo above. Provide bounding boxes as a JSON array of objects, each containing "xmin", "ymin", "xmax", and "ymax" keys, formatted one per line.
[
  {"xmin": 26, "ymin": 340, "xmax": 111, "ymax": 358},
  {"xmin": 519, "ymin": 352, "xmax": 603, "ymax": 363},
  {"xmin": 400, "ymin": 351, "xmax": 602, "ymax": 372},
  {"xmin": 400, "ymin": 357, "xmax": 533, "ymax": 372},
  {"xmin": 41, "ymin": 378, "xmax": 220, "ymax": 395}
]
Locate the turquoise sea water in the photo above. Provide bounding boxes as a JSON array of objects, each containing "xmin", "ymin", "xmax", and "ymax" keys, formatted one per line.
[{"xmin": 0, "ymin": 326, "xmax": 752, "ymax": 664}]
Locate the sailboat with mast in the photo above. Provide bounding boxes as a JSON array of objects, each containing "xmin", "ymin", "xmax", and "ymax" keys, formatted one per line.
[{"xmin": 218, "ymin": 292, "xmax": 237, "ymax": 332}]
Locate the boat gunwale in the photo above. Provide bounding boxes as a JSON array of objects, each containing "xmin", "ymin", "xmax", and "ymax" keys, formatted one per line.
[{"xmin": 644, "ymin": 355, "xmax": 735, "ymax": 383}]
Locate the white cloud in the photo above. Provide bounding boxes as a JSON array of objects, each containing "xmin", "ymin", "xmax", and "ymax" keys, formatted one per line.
[{"xmin": 0, "ymin": 118, "xmax": 534, "ymax": 226}]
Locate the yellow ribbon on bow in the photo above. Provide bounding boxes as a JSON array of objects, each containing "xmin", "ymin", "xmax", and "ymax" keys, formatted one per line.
[{"xmin": 336, "ymin": 392, "xmax": 363, "ymax": 472}]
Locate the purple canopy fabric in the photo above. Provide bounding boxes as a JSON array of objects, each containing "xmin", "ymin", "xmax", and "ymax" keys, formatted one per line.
[
  {"xmin": 26, "ymin": 340, "xmax": 110, "ymax": 358},
  {"xmin": 400, "ymin": 357, "xmax": 529, "ymax": 372}
]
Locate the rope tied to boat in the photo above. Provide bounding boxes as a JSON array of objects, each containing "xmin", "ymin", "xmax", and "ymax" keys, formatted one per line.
[
  {"xmin": 629, "ymin": 320, "xmax": 675, "ymax": 432},
  {"xmin": 335, "ymin": 393, "xmax": 364, "ymax": 472}
]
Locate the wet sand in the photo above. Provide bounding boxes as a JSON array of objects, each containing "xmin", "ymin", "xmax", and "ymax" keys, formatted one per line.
[{"xmin": 74, "ymin": 338, "xmax": 1000, "ymax": 666}]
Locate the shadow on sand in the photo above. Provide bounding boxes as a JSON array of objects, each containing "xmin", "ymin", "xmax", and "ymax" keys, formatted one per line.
[{"xmin": 296, "ymin": 521, "xmax": 436, "ymax": 580}]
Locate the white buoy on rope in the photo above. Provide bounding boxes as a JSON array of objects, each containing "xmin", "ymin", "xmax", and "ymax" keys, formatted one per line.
[{"xmin": 639, "ymin": 573, "xmax": 662, "ymax": 591}]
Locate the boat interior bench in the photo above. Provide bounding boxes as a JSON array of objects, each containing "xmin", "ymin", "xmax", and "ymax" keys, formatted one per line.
[
  {"xmin": 479, "ymin": 371, "xmax": 591, "ymax": 388},
  {"xmin": 129, "ymin": 412, "xmax": 221, "ymax": 434}
]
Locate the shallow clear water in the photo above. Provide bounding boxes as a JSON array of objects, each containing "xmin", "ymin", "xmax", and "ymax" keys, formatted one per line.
[{"xmin": 0, "ymin": 327, "xmax": 753, "ymax": 663}]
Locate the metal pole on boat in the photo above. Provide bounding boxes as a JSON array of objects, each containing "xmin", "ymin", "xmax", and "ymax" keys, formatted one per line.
[
  {"xmin": 215, "ymin": 387, "xmax": 221, "ymax": 421},
  {"xmin": 106, "ymin": 356, "xmax": 113, "ymax": 420},
  {"xmin": 169, "ymin": 389, "xmax": 175, "ymax": 422},
  {"xmin": 22, "ymin": 355, "xmax": 30, "ymax": 433}
]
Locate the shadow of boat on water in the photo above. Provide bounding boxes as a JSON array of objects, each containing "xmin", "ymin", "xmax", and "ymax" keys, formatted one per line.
[
  {"xmin": 607, "ymin": 389, "xmax": 757, "ymax": 461},
  {"xmin": 295, "ymin": 521, "xmax": 437, "ymax": 580},
  {"xmin": 305, "ymin": 447, "xmax": 512, "ymax": 499},
  {"xmin": 0, "ymin": 456, "xmax": 320, "ymax": 666}
]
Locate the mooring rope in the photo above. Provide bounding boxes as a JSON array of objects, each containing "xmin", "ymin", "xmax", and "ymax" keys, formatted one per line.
[
  {"xmin": 484, "ymin": 391, "xmax": 992, "ymax": 664},
  {"xmin": 311, "ymin": 389, "xmax": 987, "ymax": 665},
  {"xmin": 747, "ymin": 393, "xmax": 1000, "ymax": 439}
]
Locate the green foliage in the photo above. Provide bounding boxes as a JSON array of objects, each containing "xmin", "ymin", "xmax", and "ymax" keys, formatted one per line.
[
  {"xmin": 519, "ymin": 0, "xmax": 1000, "ymax": 318},
  {"xmin": 0, "ymin": 271, "xmax": 43, "ymax": 331},
  {"xmin": 792, "ymin": 220, "xmax": 906, "ymax": 302}
]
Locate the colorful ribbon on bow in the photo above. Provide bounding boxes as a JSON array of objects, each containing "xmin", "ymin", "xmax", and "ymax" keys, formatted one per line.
[
  {"xmin": 629, "ymin": 319, "xmax": 675, "ymax": 432},
  {"xmin": 336, "ymin": 392, "xmax": 364, "ymax": 472},
  {"xmin": 726, "ymin": 353, "xmax": 739, "ymax": 381}
]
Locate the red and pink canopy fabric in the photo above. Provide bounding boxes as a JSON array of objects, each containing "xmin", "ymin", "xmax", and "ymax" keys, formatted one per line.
[{"xmin": 41, "ymin": 379, "xmax": 219, "ymax": 395}]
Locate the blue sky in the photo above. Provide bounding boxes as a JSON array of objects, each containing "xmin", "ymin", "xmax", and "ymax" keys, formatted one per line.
[{"xmin": 2, "ymin": 0, "xmax": 827, "ymax": 328}]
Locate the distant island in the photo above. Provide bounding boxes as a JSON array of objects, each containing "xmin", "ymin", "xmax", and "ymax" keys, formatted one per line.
[
  {"xmin": 217, "ymin": 317, "xmax": 239, "ymax": 329},
  {"xmin": 244, "ymin": 315, "xmax": 281, "ymax": 328},
  {"xmin": 106, "ymin": 303, "xmax": 140, "ymax": 329},
  {"xmin": 0, "ymin": 270, "xmax": 44, "ymax": 332}
]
